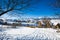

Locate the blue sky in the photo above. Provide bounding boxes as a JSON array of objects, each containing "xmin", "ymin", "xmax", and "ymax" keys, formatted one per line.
[
  {"xmin": 1, "ymin": 0, "xmax": 60, "ymax": 18},
  {"xmin": 20, "ymin": 0, "xmax": 60, "ymax": 18}
]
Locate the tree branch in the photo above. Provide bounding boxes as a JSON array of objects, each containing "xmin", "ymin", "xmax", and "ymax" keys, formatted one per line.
[{"xmin": 0, "ymin": 8, "xmax": 13, "ymax": 16}]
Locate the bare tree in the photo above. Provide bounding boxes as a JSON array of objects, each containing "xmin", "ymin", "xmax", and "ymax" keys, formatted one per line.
[
  {"xmin": 0, "ymin": 0, "xmax": 37, "ymax": 16},
  {"xmin": 55, "ymin": 13, "xmax": 60, "ymax": 18},
  {"xmin": 52, "ymin": 0, "xmax": 60, "ymax": 8},
  {"xmin": 50, "ymin": 0, "xmax": 60, "ymax": 32},
  {"xmin": 51, "ymin": 0, "xmax": 60, "ymax": 18}
]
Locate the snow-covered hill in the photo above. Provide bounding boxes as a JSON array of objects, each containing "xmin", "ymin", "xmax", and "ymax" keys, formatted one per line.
[{"xmin": 0, "ymin": 27, "xmax": 60, "ymax": 40}]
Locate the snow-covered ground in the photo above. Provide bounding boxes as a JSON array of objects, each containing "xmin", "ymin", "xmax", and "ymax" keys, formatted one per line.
[{"xmin": 0, "ymin": 27, "xmax": 60, "ymax": 40}]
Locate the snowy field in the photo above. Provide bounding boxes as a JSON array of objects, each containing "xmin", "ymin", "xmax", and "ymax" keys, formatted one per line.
[{"xmin": 0, "ymin": 26, "xmax": 60, "ymax": 40}]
